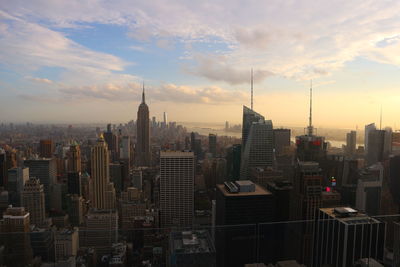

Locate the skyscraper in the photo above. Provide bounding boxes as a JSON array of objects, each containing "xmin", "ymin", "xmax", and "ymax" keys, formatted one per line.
[
  {"xmin": 39, "ymin": 139, "xmax": 54, "ymax": 158},
  {"xmin": 81, "ymin": 209, "xmax": 118, "ymax": 256},
  {"xmin": 90, "ymin": 135, "xmax": 116, "ymax": 210},
  {"xmin": 104, "ymin": 124, "xmax": 119, "ymax": 162},
  {"xmin": 273, "ymin": 128, "xmax": 291, "ymax": 156},
  {"xmin": 364, "ymin": 123, "xmax": 376, "ymax": 154},
  {"xmin": 136, "ymin": 84, "xmax": 151, "ymax": 166},
  {"xmin": 7, "ymin": 167, "xmax": 29, "ymax": 206},
  {"xmin": 119, "ymin": 136, "xmax": 130, "ymax": 161},
  {"xmin": 24, "ymin": 158, "xmax": 57, "ymax": 210},
  {"xmin": 345, "ymin": 130, "xmax": 357, "ymax": 157},
  {"xmin": 240, "ymin": 120, "xmax": 274, "ymax": 180},
  {"xmin": 68, "ymin": 142, "xmax": 81, "ymax": 173},
  {"xmin": 163, "ymin": 111, "xmax": 168, "ymax": 127},
  {"xmin": 0, "ymin": 149, "xmax": 7, "ymax": 187},
  {"xmin": 312, "ymin": 207, "xmax": 385, "ymax": 267},
  {"xmin": 160, "ymin": 151, "xmax": 195, "ymax": 227},
  {"xmin": 216, "ymin": 180, "xmax": 275, "ymax": 266},
  {"xmin": 366, "ymin": 129, "xmax": 385, "ymax": 166},
  {"xmin": 22, "ymin": 178, "xmax": 46, "ymax": 226},
  {"xmin": 226, "ymin": 144, "xmax": 241, "ymax": 181},
  {"xmin": 241, "ymin": 105, "xmax": 265, "ymax": 152},
  {"xmin": 1, "ymin": 207, "xmax": 33, "ymax": 267},
  {"xmin": 208, "ymin": 134, "xmax": 217, "ymax": 157}
]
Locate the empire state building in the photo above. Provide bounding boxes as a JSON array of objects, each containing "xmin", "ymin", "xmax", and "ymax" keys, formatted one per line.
[{"xmin": 135, "ymin": 85, "xmax": 151, "ymax": 166}]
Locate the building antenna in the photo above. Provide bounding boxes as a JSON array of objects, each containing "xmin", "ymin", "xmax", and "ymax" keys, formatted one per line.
[
  {"xmin": 251, "ymin": 68, "xmax": 254, "ymax": 110},
  {"xmin": 380, "ymin": 105, "xmax": 382, "ymax": 130},
  {"xmin": 307, "ymin": 80, "xmax": 314, "ymax": 136},
  {"xmin": 142, "ymin": 81, "xmax": 145, "ymax": 103}
]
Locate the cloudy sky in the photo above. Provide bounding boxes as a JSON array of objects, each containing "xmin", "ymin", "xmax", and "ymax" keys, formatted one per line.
[{"xmin": 1, "ymin": 0, "xmax": 400, "ymax": 129}]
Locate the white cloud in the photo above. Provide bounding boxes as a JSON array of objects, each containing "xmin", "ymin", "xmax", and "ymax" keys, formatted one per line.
[
  {"xmin": 0, "ymin": 10, "xmax": 129, "ymax": 77},
  {"xmin": 28, "ymin": 77, "xmax": 54, "ymax": 84},
  {"xmin": 2, "ymin": 0, "xmax": 400, "ymax": 84},
  {"xmin": 20, "ymin": 81, "xmax": 248, "ymax": 105}
]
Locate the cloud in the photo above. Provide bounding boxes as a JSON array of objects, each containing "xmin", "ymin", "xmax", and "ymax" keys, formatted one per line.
[
  {"xmin": 28, "ymin": 77, "xmax": 53, "ymax": 84},
  {"xmin": 186, "ymin": 54, "xmax": 273, "ymax": 85},
  {"xmin": 0, "ymin": 10, "xmax": 129, "ymax": 75},
  {"xmin": 129, "ymin": 45, "xmax": 146, "ymax": 52},
  {"xmin": 32, "ymin": 81, "xmax": 249, "ymax": 105}
]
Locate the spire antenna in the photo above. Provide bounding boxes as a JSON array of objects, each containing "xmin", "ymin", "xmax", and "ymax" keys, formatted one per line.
[
  {"xmin": 142, "ymin": 81, "xmax": 145, "ymax": 103},
  {"xmin": 251, "ymin": 68, "xmax": 253, "ymax": 110},
  {"xmin": 307, "ymin": 80, "xmax": 313, "ymax": 136},
  {"xmin": 380, "ymin": 105, "xmax": 382, "ymax": 130}
]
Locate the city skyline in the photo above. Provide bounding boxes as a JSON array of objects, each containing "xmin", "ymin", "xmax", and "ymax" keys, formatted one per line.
[{"xmin": 1, "ymin": 1, "xmax": 400, "ymax": 128}]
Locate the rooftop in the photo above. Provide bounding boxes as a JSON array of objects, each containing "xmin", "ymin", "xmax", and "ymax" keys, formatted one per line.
[
  {"xmin": 217, "ymin": 182, "xmax": 271, "ymax": 197},
  {"xmin": 320, "ymin": 207, "xmax": 381, "ymax": 225},
  {"xmin": 160, "ymin": 151, "xmax": 195, "ymax": 157},
  {"xmin": 170, "ymin": 230, "xmax": 215, "ymax": 255}
]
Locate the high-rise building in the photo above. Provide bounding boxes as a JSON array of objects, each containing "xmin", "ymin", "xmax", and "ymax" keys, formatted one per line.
[
  {"xmin": 22, "ymin": 178, "xmax": 46, "ymax": 226},
  {"xmin": 90, "ymin": 135, "xmax": 116, "ymax": 210},
  {"xmin": 394, "ymin": 221, "xmax": 400, "ymax": 266},
  {"xmin": 290, "ymin": 161, "xmax": 324, "ymax": 265},
  {"xmin": 136, "ymin": 85, "xmax": 151, "ymax": 167},
  {"xmin": 55, "ymin": 228, "xmax": 79, "ymax": 261},
  {"xmin": 389, "ymin": 155, "xmax": 400, "ymax": 205},
  {"xmin": 0, "ymin": 148, "xmax": 17, "ymax": 188},
  {"xmin": 24, "ymin": 158, "xmax": 57, "ymax": 210},
  {"xmin": 66, "ymin": 194, "xmax": 85, "ymax": 226},
  {"xmin": 104, "ymin": 124, "xmax": 119, "ymax": 162},
  {"xmin": 132, "ymin": 168, "xmax": 143, "ymax": 190},
  {"xmin": 109, "ymin": 162, "xmax": 123, "ymax": 194},
  {"xmin": 80, "ymin": 209, "xmax": 118, "ymax": 256},
  {"xmin": 226, "ymin": 144, "xmax": 241, "ymax": 181},
  {"xmin": 68, "ymin": 143, "xmax": 81, "ymax": 173},
  {"xmin": 384, "ymin": 127, "xmax": 393, "ymax": 157},
  {"xmin": 7, "ymin": 167, "xmax": 29, "ymax": 206},
  {"xmin": 366, "ymin": 129, "xmax": 385, "ymax": 166},
  {"xmin": 216, "ymin": 180, "xmax": 275, "ymax": 266},
  {"xmin": 273, "ymin": 128, "xmax": 291, "ymax": 156},
  {"xmin": 163, "ymin": 111, "xmax": 168, "ymax": 127},
  {"xmin": 241, "ymin": 105, "xmax": 265, "ymax": 153},
  {"xmin": 119, "ymin": 136, "xmax": 130, "ymax": 161},
  {"xmin": 355, "ymin": 164, "xmax": 383, "ymax": 216},
  {"xmin": 312, "ymin": 207, "xmax": 385, "ymax": 267},
  {"xmin": 240, "ymin": 120, "xmax": 274, "ymax": 180},
  {"xmin": 345, "ymin": 130, "xmax": 357, "ymax": 157},
  {"xmin": 0, "ymin": 149, "xmax": 7, "ymax": 187},
  {"xmin": 39, "ymin": 139, "xmax": 54, "ymax": 158},
  {"xmin": 160, "ymin": 151, "xmax": 195, "ymax": 227},
  {"xmin": 30, "ymin": 226, "xmax": 55, "ymax": 262},
  {"xmin": 67, "ymin": 171, "xmax": 81, "ymax": 195},
  {"xmin": 1, "ymin": 207, "xmax": 33, "ymax": 267},
  {"xmin": 364, "ymin": 123, "xmax": 376, "ymax": 155},
  {"xmin": 208, "ymin": 134, "xmax": 217, "ymax": 157}
]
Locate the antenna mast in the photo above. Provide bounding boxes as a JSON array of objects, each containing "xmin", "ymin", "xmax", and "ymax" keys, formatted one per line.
[
  {"xmin": 307, "ymin": 80, "xmax": 314, "ymax": 136},
  {"xmin": 251, "ymin": 68, "xmax": 253, "ymax": 110},
  {"xmin": 380, "ymin": 105, "xmax": 382, "ymax": 130},
  {"xmin": 142, "ymin": 81, "xmax": 145, "ymax": 103}
]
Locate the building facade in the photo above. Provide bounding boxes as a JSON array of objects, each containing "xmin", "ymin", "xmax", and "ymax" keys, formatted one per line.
[{"xmin": 160, "ymin": 151, "xmax": 195, "ymax": 227}]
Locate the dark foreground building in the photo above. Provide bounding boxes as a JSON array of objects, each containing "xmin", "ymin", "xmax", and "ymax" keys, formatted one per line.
[
  {"xmin": 216, "ymin": 180, "xmax": 275, "ymax": 267},
  {"xmin": 312, "ymin": 207, "xmax": 385, "ymax": 267}
]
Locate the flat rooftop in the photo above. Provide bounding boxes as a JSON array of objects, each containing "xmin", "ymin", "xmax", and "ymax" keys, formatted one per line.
[
  {"xmin": 320, "ymin": 207, "xmax": 381, "ymax": 225},
  {"xmin": 170, "ymin": 230, "xmax": 215, "ymax": 255},
  {"xmin": 217, "ymin": 183, "xmax": 272, "ymax": 197},
  {"xmin": 160, "ymin": 151, "xmax": 194, "ymax": 157}
]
